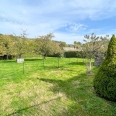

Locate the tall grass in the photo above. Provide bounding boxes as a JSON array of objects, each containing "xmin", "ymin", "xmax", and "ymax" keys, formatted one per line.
[{"xmin": 0, "ymin": 57, "xmax": 116, "ymax": 116}]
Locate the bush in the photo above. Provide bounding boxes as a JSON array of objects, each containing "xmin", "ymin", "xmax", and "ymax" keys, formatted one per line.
[
  {"xmin": 64, "ymin": 51, "xmax": 77, "ymax": 58},
  {"xmin": 93, "ymin": 35, "xmax": 116, "ymax": 101},
  {"xmin": 47, "ymin": 52, "xmax": 63, "ymax": 57},
  {"xmin": 64, "ymin": 51, "xmax": 86, "ymax": 58},
  {"xmin": 76, "ymin": 51, "xmax": 86, "ymax": 58},
  {"xmin": 47, "ymin": 53, "xmax": 60, "ymax": 57}
]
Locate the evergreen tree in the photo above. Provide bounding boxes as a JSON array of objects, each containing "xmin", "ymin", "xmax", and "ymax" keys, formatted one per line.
[{"xmin": 93, "ymin": 35, "xmax": 116, "ymax": 101}]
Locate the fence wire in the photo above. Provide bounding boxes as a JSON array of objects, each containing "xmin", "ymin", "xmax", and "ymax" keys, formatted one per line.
[{"xmin": 0, "ymin": 58, "xmax": 79, "ymax": 116}]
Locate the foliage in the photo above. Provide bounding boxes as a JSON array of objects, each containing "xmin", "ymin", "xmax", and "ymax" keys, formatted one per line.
[
  {"xmin": 34, "ymin": 33, "xmax": 62, "ymax": 58},
  {"xmin": 64, "ymin": 51, "xmax": 86, "ymax": 58},
  {"xmin": 0, "ymin": 34, "xmax": 6, "ymax": 56},
  {"xmin": 94, "ymin": 35, "xmax": 116, "ymax": 101},
  {"xmin": 14, "ymin": 30, "xmax": 29, "ymax": 58},
  {"xmin": 83, "ymin": 34, "xmax": 109, "ymax": 59},
  {"xmin": 59, "ymin": 42, "xmax": 67, "ymax": 48},
  {"xmin": 0, "ymin": 31, "xmax": 32, "ymax": 59},
  {"xmin": 76, "ymin": 51, "xmax": 86, "ymax": 58},
  {"xmin": 0, "ymin": 32, "xmax": 64, "ymax": 60},
  {"xmin": 64, "ymin": 51, "xmax": 77, "ymax": 58},
  {"xmin": 0, "ymin": 34, "xmax": 15, "ymax": 59},
  {"xmin": 74, "ymin": 41, "xmax": 82, "ymax": 49},
  {"xmin": 83, "ymin": 33, "xmax": 109, "ymax": 73}
]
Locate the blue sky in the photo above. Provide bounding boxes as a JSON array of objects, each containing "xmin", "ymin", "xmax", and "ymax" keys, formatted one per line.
[{"xmin": 0, "ymin": 0, "xmax": 116, "ymax": 44}]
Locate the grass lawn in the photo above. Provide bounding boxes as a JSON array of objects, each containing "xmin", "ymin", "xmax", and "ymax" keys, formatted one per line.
[{"xmin": 0, "ymin": 57, "xmax": 116, "ymax": 116}]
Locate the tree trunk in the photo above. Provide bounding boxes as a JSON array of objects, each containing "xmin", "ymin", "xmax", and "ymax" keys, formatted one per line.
[
  {"xmin": 89, "ymin": 58, "xmax": 92, "ymax": 72},
  {"xmin": 42, "ymin": 55, "xmax": 46, "ymax": 60},
  {"xmin": 86, "ymin": 58, "xmax": 92, "ymax": 74},
  {"xmin": 19, "ymin": 54, "xmax": 22, "ymax": 58},
  {"xmin": 6, "ymin": 54, "xmax": 8, "ymax": 60}
]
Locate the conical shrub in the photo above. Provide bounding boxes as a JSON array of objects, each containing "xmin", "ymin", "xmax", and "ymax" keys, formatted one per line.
[{"xmin": 93, "ymin": 35, "xmax": 116, "ymax": 101}]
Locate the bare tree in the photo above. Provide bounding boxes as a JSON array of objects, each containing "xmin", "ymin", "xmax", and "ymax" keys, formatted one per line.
[
  {"xmin": 83, "ymin": 33, "xmax": 109, "ymax": 73},
  {"xmin": 14, "ymin": 30, "xmax": 28, "ymax": 58}
]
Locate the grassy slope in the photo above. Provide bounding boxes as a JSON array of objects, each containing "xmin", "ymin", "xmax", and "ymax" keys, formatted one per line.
[{"xmin": 0, "ymin": 58, "xmax": 116, "ymax": 116}]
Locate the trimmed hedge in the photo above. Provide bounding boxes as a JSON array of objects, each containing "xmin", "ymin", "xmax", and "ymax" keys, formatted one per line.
[
  {"xmin": 64, "ymin": 51, "xmax": 86, "ymax": 58},
  {"xmin": 47, "ymin": 53, "xmax": 61, "ymax": 57},
  {"xmin": 93, "ymin": 35, "xmax": 116, "ymax": 101},
  {"xmin": 64, "ymin": 51, "xmax": 77, "ymax": 58},
  {"xmin": 0, "ymin": 55, "xmax": 15, "ymax": 60},
  {"xmin": 48, "ymin": 51, "xmax": 89, "ymax": 58}
]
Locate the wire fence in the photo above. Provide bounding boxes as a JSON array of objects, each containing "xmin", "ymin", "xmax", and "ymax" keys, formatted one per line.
[{"xmin": 0, "ymin": 57, "xmax": 83, "ymax": 116}]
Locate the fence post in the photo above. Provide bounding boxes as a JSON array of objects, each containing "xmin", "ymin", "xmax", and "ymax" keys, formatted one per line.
[
  {"xmin": 43, "ymin": 58, "xmax": 45, "ymax": 69},
  {"xmin": 23, "ymin": 62, "xmax": 24, "ymax": 74},
  {"xmin": 58, "ymin": 57, "xmax": 60, "ymax": 68}
]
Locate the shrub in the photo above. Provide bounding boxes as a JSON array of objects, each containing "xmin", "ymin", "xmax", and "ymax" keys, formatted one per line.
[
  {"xmin": 93, "ymin": 35, "xmax": 116, "ymax": 101},
  {"xmin": 64, "ymin": 51, "xmax": 77, "ymax": 58},
  {"xmin": 76, "ymin": 51, "xmax": 86, "ymax": 58},
  {"xmin": 64, "ymin": 51, "xmax": 86, "ymax": 58}
]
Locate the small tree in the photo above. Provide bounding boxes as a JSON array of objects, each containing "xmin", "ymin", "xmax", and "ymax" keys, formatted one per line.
[
  {"xmin": 74, "ymin": 41, "xmax": 82, "ymax": 49},
  {"xmin": 83, "ymin": 33, "xmax": 109, "ymax": 73},
  {"xmin": 94, "ymin": 35, "xmax": 116, "ymax": 101},
  {"xmin": 59, "ymin": 42, "xmax": 67, "ymax": 48},
  {"xmin": 14, "ymin": 30, "xmax": 28, "ymax": 58}
]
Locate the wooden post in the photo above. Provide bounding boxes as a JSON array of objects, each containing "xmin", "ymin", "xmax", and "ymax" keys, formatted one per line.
[
  {"xmin": 23, "ymin": 62, "xmax": 24, "ymax": 74},
  {"xmin": 58, "ymin": 57, "xmax": 60, "ymax": 68}
]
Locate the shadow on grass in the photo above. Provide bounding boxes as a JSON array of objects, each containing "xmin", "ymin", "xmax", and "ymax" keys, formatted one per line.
[
  {"xmin": 1, "ymin": 60, "xmax": 16, "ymax": 63},
  {"xmin": 24, "ymin": 58, "xmax": 42, "ymax": 61},
  {"xmin": 7, "ymin": 97, "xmax": 62, "ymax": 116},
  {"xmin": 68, "ymin": 61, "xmax": 85, "ymax": 65},
  {"xmin": 0, "ymin": 58, "xmax": 42, "ymax": 62},
  {"xmin": 39, "ymin": 73, "xmax": 90, "ymax": 100},
  {"xmin": 7, "ymin": 72, "xmax": 92, "ymax": 115},
  {"xmin": 40, "ymin": 65, "xmax": 65, "ymax": 70},
  {"xmin": 38, "ymin": 72, "xmax": 116, "ymax": 115},
  {"xmin": 7, "ymin": 66, "xmax": 116, "ymax": 115}
]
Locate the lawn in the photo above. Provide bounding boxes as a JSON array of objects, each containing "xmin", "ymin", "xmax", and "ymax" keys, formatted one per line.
[{"xmin": 0, "ymin": 57, "xmax": 116, "ymax": 116}]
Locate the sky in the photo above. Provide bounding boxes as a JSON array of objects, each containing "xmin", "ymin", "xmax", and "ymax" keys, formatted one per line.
[{"xmin": 0, "ymin": 0, "xmax": 116, "ymax": 44}]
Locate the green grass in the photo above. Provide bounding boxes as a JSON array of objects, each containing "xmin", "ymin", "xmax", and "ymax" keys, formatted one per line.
[{"xmin": 0, "ymin": 57, "xmax": 116, "ymax": 116}]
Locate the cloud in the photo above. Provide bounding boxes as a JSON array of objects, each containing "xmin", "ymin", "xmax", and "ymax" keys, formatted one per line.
[
  {"xmin": 55, "ymin": 22, "xmax": 87, "ymax": 34},
  {"xmin": 0, "ymin": 0, "xmax": 116, "ymax": 43},
  {"xmin": 54, "ymin": 32, "xmax": 84, "ymax": 44},
  {"xmin": 66, "ymin": 0, "xmax": 116, "ymax": 20},
  {"xmin": 1, "ymin": 0, "xmax": 116, "ymax": 24}
]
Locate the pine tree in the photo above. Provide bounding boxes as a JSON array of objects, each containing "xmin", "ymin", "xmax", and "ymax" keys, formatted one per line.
[{"xmin": 93, "ymin": 35, "xmax": 116, "ymax": 101}]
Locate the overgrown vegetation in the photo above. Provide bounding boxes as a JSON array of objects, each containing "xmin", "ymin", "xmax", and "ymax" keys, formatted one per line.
[{"xmin": 0, "ymin": 58, "xmax": 116, "ymax": 116}]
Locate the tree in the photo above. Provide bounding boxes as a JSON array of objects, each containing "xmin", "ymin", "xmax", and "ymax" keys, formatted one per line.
[
  {"xmin": 74, "ymin": 41, "xmax": 82, "ymax": 49},
  {"xmin": 83, "ymin": 33, "xmax": 109, "ymax": 73},
  {"xmin": 59, "ymin": 42, "xmax": 67, "ymax": 48},
  {"xmin": 52, "ymin": 42, "xmax": 63, "ymax": 57},
  {"xmin": 25, "ymin": 39, "xmax": 36, "ymax": 56},
  {"xmin": 94, "ymin": 35, "xmax": 116, "ymax": 101},
  {"xmin": 0, "ymin": 35, "xmax": 15, "ymax": 60},
  {"xmin": 0, "ymin": 35, "xmax": 5, "ymax": 56},
  {"xmin": 14, "ymin": 30, "xmax": 28, "ymax": 58},
  {"xmin": 34, "ymin": 33, "xmax": 62, "ymax": 59}
]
